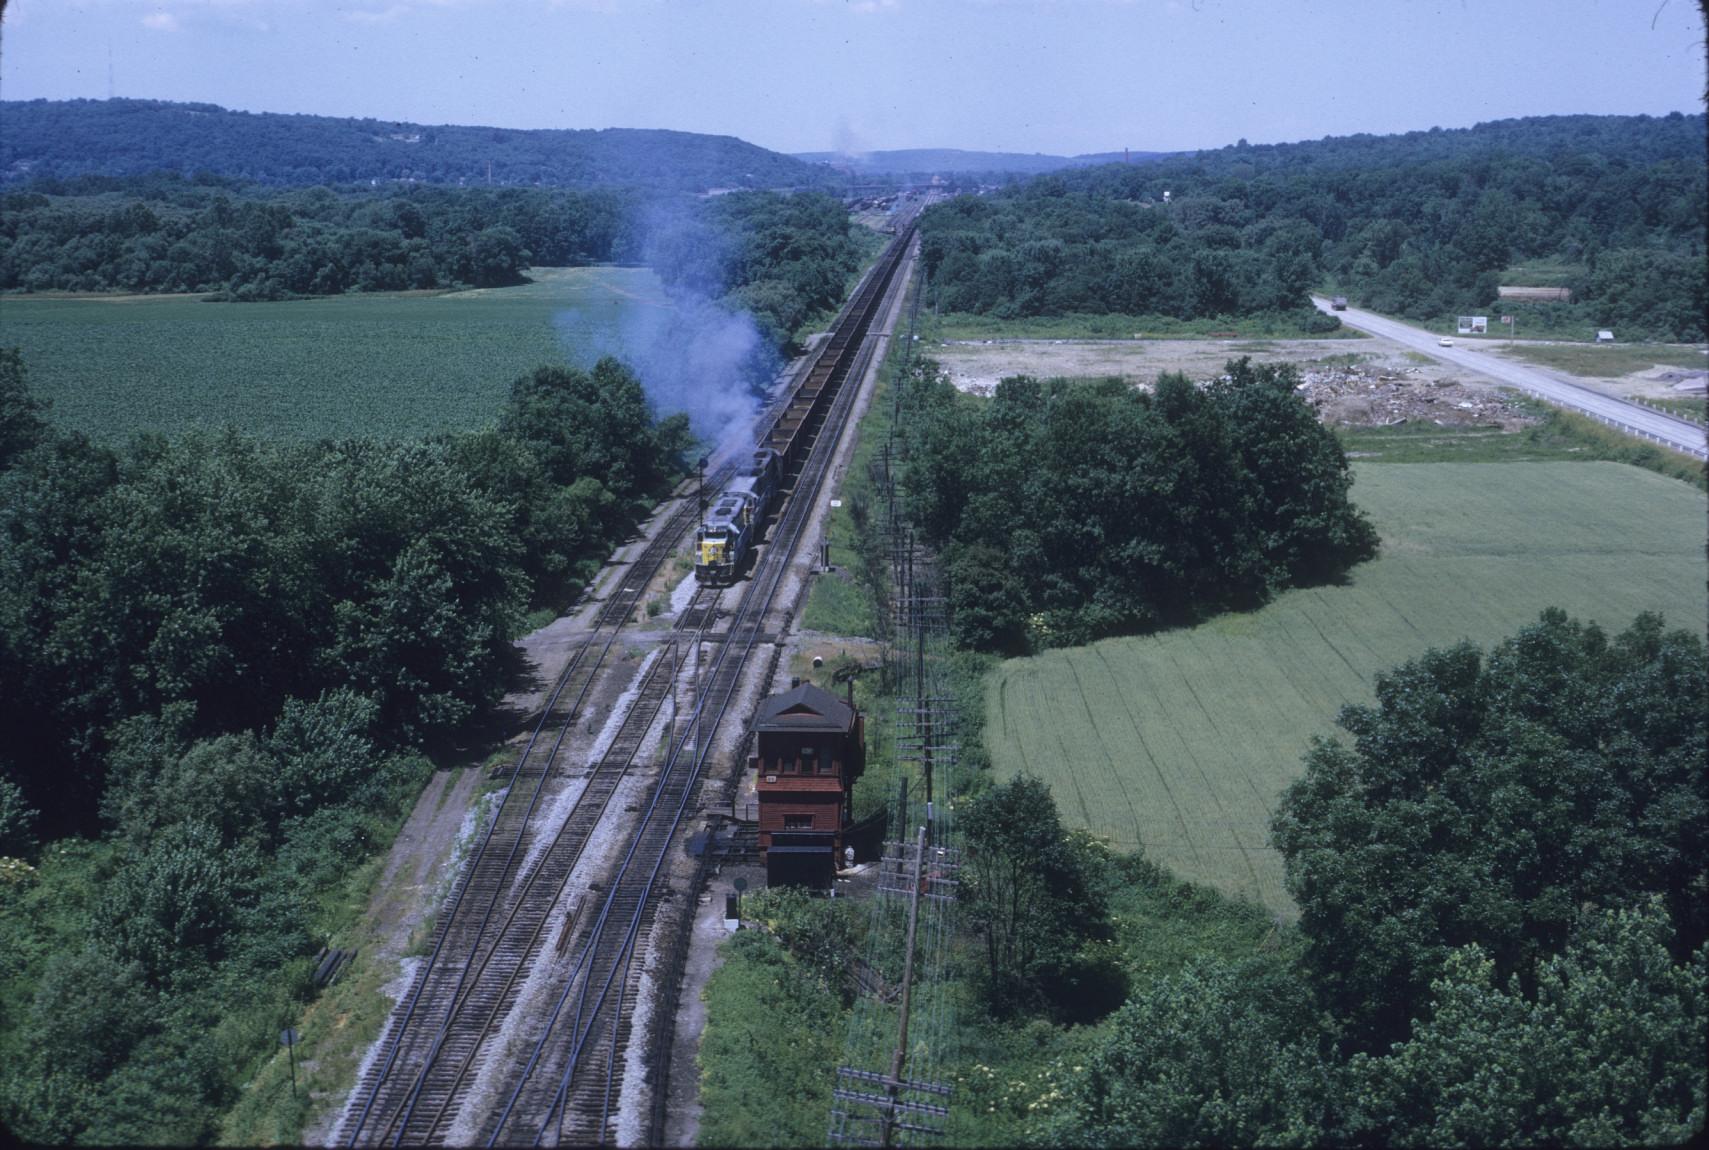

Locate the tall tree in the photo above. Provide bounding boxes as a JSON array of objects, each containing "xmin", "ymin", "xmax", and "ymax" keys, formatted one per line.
[
  {"xmin": 1345, "ymin": 900, "xmax": 1706, "ymax": 1147},
  {"xmin": 961, "ymin": 775, "xmax": 1118, "ymax": 1019},
  {"xmin": 1272, "ymin": 609, "xmax": 1708, "ymax": 1051}
]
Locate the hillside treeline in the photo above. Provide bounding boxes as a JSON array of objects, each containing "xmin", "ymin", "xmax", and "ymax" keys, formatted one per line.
[
  {"xmin": 921, "ymin": 113, "xmax": 1706, "ymax": 340},
  {"xmin": 898, "ymin": 358, "xmax": 1379, "ymax": 651},
  {"xmin": 921, "ymin": 187, "xmax": 1339, "ymax": 329},
  {"xmin": 0, "ymin": 350, "xmax": 690, "ymax": 1143},
  {"xmin": 0, "ymin": 177, "xmax": 638, "ymax": 297},
  {"xmin": 0, "ymin": 98, "xmax": 834, "ymax": 192}
]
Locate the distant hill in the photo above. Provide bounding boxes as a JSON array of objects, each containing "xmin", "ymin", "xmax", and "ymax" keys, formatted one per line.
[
  {"xmin": 794, "ymin": 147, "xmax": 1172, "ymax": 176},
  {"xmin": 0, "ymin": 98, "xmax": 839, "ymax": 191}
]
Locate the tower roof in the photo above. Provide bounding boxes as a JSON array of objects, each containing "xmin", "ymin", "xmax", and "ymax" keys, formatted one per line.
[{"xmin": 754, "ymin": 681, "xmax": 855, "ymax": 733}]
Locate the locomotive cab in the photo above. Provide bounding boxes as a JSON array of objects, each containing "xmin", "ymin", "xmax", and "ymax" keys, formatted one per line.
[{"xmin": 693, "ymin": 448, "xmax": 783, "ymax": 586}]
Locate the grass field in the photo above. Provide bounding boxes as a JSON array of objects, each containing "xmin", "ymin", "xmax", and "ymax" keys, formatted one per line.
[
  {"xmin": 0, "ymin": 266, "xmax": 672, "ymax": 440},
  {"xmin": 926, "ymin": 310, "xmax": 1366, "ymax": 341},
  {"xmin": 1644, "ymin": 394, "xmax": 1708, "ymax": 423},
  {"xmin": 985, "ymin": 462, "xmax": 1708, "ymax": 915}
]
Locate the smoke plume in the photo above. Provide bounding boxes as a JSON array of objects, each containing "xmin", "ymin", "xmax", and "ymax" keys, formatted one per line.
[{"xmin": 557, "ymin": 197, "xmax": 782, "ymax": 456}]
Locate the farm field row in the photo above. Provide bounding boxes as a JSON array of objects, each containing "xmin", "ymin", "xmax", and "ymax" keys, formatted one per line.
[
  {"xmin": 985, "ymin": 461, "xmax": 1708, "ymax": 915},
  {"xmin": 0, "ymin": 266, "xmax": 672, "ymax": 441}
]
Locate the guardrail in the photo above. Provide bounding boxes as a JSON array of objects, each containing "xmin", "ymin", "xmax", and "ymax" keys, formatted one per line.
[
  {"xmin": 1507, "ymin": 384, "xmax": 1708, "ymax": 460},
  {"xmin": 1627, "ymin": 395, "xmax": 1707, "ymax": 429}
]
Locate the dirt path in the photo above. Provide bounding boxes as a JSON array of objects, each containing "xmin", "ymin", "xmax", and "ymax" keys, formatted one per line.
[{"xmin": 370, "ymin": 768, "xmax": 484, "ymax": 956}]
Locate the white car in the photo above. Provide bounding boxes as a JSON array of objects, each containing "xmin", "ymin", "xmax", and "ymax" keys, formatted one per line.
[{"xmin": 1438, "ymin": 337, "xmax": 1455, "ymax": 347}]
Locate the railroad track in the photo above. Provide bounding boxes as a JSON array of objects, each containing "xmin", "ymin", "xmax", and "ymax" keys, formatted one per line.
[
  {"xmin": 339, "ymin": 206, "xmax": 919, "ymax": 1148},
  {"xmin": 338, "ymin": 488, "xmax": 729, "ymax": 1148},
  {"xmin": 484, "ymin": 220, "xmax": 918, "ymax": 1147}
]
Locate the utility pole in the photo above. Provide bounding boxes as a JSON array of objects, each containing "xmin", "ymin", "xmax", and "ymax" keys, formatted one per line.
[{"xmin": 879, "ymin": 825, "xmax": 928, "ymax": 1148}]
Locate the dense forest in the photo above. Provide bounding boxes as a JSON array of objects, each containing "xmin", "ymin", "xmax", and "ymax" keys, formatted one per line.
[
  {"xmin": 1, "ymin": 98, "xmax": 838, "ymax": 192},
  {"xmin": 899, "ymin": 358, "xmax": 1379, "ymax": 651},
  {"xmin": 0, "ymin": 350, "xmax": 691, "ymax": 1142},
  {"xmin": 0, "ymin": 177, "xmax": 635, "ymax": 296},
  {"xmin": 920, "ymin": 113, "xmax": 1707, "ymax": 340}
]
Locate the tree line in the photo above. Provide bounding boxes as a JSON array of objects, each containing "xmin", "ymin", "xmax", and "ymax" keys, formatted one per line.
[
  {"xmin": 0, "ymin": 175, "xmax": 866, "ymax": 355},
  {"xmin": 1, "ymin": 98, "xmax": 837, "ymax": 192},
  {"xmin": 898, "ymin": 357, "xmax": 1379, "ymax": 652},
  {"xmin": 920, "ymin": 184, "xmax": 1339, "ymax": 329},
  {"xmin": 919, "ymin": 113, "xmax": 1706, "ymax": 340},
  {"xmin": 0, "ymin": 177, "xmax": 639, "ymax": 298},
  {"xmin": 0, "ymin": 349, "xmax": 691, "ymax": 1142}
]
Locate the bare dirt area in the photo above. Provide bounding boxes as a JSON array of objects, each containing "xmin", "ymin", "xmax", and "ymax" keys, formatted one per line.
[
  {"xmin": 933, "ymin": 336, "xmax": 1538, "ymax": 429},
  {"xmin": 1624, "ymin": 365, "xmax": 1709, "ymax": 397}
]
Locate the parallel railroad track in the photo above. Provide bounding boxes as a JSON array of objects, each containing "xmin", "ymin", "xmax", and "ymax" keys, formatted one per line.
[
  {"xmin": 486, "ymin": 219, "xmax": 918, "ymax": 1147},
  {"xmin": 340, "ymin": 207, "xmax": 919, "ymax": 1147},
  {"xmin": 339, "ymin": 487, "xmax": 728, "ymax": 1147}
]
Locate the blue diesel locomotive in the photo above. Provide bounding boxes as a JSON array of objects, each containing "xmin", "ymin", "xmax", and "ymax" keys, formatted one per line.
[{"xmin": 695, "ymin": 449, "xmax": 782, "ymax": 585}]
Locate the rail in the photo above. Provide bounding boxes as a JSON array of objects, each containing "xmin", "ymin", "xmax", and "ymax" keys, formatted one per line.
[
  {"xmin": 340, "ymin": 476, "xmax": 731, "ymax": 1146},
  {"xmin": 484, "ymin": 219, "xmax": 917, "ymax": 1145}
]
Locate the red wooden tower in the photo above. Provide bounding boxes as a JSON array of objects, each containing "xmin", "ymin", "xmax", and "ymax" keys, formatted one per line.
[{"xmin": 750, "ymin": 679, "xmax": 865, "ymax": 888}]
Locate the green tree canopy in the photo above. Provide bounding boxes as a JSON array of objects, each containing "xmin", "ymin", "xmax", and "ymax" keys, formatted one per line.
[
  {"xmin": 1346, "ymin": 899, "xmax": 1706, "ymax": 1147},
  {"xmin": 1272, "ymin": 609, "xmax": 1708, "ymax": 1051},
  {"xmin": 961, "ymin": 775, "xmax": 1119, "ymax": 1019},
  {"xmin": 1043, "ymin": 956, "xmax": 1333, "ymax": 1148},
  {"xmin": 902, "ymin": 358, "xmax": 1377, "ymax": 651}
]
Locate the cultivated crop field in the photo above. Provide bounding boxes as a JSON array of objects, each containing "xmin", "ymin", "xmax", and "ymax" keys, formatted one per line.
[
  {"xmin": 0, "ymin": 266, "xmax": 672, "ymax": 440},
  {"xmin": 985, "ymin": 461, "xmax": 1708, "ymax": 914}
]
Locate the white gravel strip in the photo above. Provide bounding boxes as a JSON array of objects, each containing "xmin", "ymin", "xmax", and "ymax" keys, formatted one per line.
[
  {"xmin": 515, "ymin": 773, "xmax": 589, "ymax": 891},
  {"xmin": 588, "ymin": 648, "xmax": 662, "ymax": 765},
  {"xmin": 613, "ymin": 947, "xmax": 656, "ymax": 1146},
  {"xmin": 330, "ymin": 956, "xmax": 423, "ymax": 1143},
  {"xmin": 668, "ymin": 570, "xmax": 699, "ymax": 615}
]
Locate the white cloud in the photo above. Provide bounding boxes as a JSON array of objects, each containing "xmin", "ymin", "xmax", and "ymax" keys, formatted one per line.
[{"xmin": 142, "ymin": 10, "xmax": 181, "ymax": 30}]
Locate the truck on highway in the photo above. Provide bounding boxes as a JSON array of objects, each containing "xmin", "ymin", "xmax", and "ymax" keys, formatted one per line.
[{"xmin": 1331, "ymin": 295, "xmax": 1348, "ymax": 310}]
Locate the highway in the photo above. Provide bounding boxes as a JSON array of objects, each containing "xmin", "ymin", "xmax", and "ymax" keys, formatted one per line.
[{"xmin": 1311, "ymin": 296, "xmax": 1708, "ymax": 460}]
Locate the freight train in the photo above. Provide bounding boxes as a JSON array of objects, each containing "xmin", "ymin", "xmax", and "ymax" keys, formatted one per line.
[{"xmin": 695, "ymin": 448, "xmax": 782, "ymax": 585}]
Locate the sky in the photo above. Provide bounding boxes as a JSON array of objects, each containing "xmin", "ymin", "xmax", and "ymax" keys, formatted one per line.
[{"xmin": 0, "ymin": 0, "xmax": 1703, "ymax": 157}]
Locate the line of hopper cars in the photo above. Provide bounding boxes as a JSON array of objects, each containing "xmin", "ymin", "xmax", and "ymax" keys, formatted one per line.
[{"xmin": 694, "ymin": 448, "xmax": 782, "ymax": 586}]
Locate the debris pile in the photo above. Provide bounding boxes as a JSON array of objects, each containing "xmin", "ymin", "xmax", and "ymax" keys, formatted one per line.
[
  {"xmin": 1645, "ymin": 368, "xmax": 1708, "ymax": 394},
  {"xmin": 1290, "ymin": 362, "xmax": 1538, "ymax": 430}
]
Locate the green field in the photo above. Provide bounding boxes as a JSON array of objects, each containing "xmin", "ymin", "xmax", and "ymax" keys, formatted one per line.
[
  {"xmin": 1497, "ymin": 341, "xmax": 1708, "ymax": 378},
  {"xmin": 926, "ymin": 310, "xmax": 1366, "ymax": 341},
  {"xmin": 0, "ymin": 266, "xmax": 672, "ymax": 440},
  {"xmin": 985, "ymin": 462, "xmax": 1708, "ymax": 915}
]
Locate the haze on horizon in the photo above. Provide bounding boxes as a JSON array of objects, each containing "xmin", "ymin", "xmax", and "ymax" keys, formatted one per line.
[{"xmin": 1, "ymin": 0, "xmax": 1704, "ymax": 159}]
